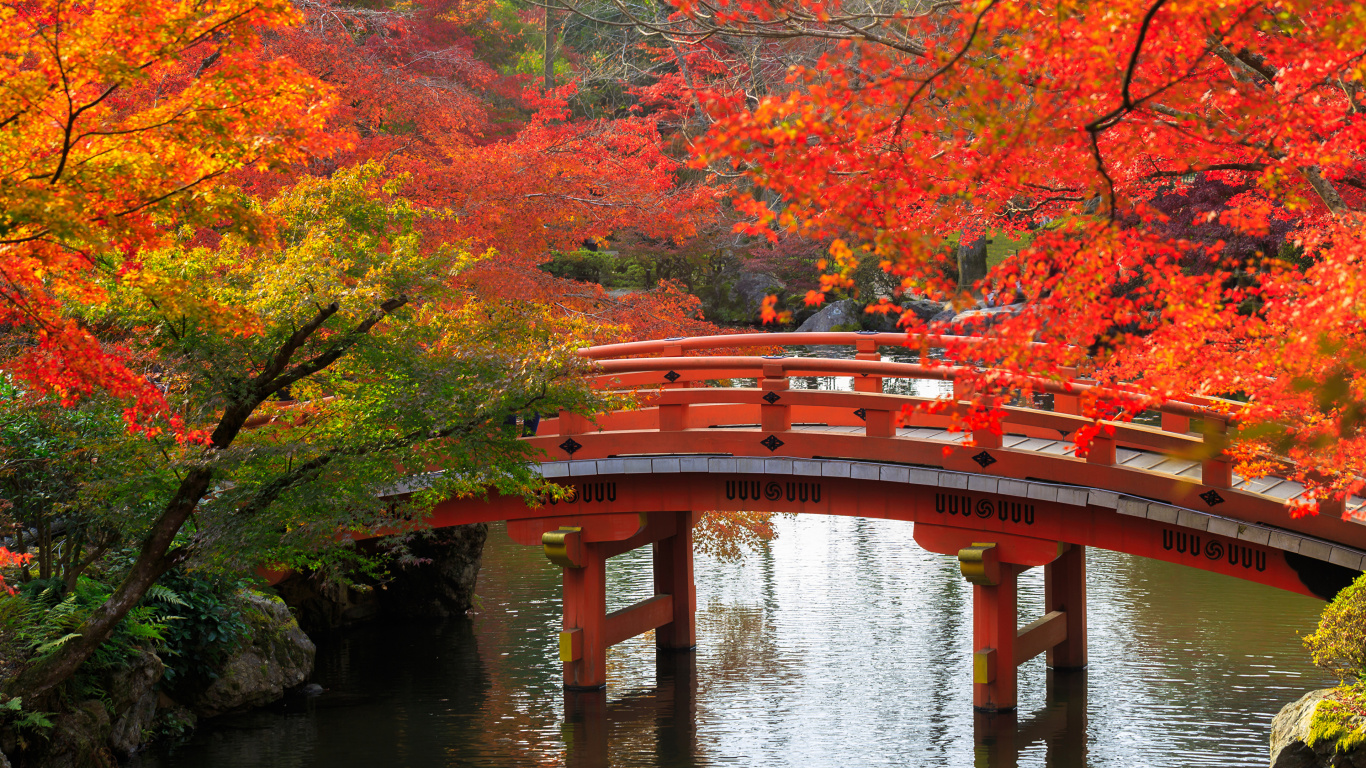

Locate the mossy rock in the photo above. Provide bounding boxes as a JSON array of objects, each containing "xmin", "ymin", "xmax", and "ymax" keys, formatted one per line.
[
  {"xmin": 183, "ymin": 591, "xmax": 315, "ymax": 718},
  {"xmin": 1273, "ymin": 688, "xmax": 1366, "ymax": 767}
]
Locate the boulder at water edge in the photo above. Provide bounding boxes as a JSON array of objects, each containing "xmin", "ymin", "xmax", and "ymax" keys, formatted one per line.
[
  {"xmin": 1272, "ymin": 689, "xmax": 1366, "ymax": 767},
  {"xmin": 186, "ymin": 592, "xmax": 315, "ymax": 718},
  {"xmin": 795, "ymin": 299, "xmax": 862, "ymax": 333}
]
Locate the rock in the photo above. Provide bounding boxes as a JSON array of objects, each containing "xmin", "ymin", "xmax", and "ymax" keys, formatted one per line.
[
  {"xmin": 376, "ymin": 523, "xmax": 488, "ymax": 620},
  {"xmin": 0, "ymin": 746, "xmax": 9, "ymax": 768},
  {"xmin": 930, "ymin": 309, "xmax": 958, "ymax": 324},
  {"xmin": 795, "ymin": 299, "xmax": 862, "ymax": 333},
  {"xmin": 274, "ymin": 569, "xmax": 382, "ymax": 635},
  {"xmin": 41, "ymin": 699, "xmax": 112, "ymax": 768},
  {"xmin": 902, "ymin": 299, "xmax": 948, "ymax": 324},
  {"xmin": 949, "ymin": 304, "xmax": 1025, "ymax": 335},
  {"xmin": 1271, "ymin": 688, "xmax": 1366, "ymax": 768},
  {"xmin": 732, "ymin": 272, "xmax": 785, "ymax": 317},
  {"xmin": 105, "ymin": 649, "xmax": 163, "ymax": 759},
  {"xmin": 693, "ymin": 259, "xmax": 785, "ymax": 323},
  {"xmin": 188, "ymin": 592, "xmax": 315, "ymax": 718},
  {"xmin": 275, "ymin": 523, "xmax": 489, "ymax": 633}
]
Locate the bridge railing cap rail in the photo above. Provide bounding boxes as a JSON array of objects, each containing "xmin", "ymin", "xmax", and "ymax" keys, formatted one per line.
[{"xmin": 590, "ymin": 352, "xmax": 1219, "ymax": 421}]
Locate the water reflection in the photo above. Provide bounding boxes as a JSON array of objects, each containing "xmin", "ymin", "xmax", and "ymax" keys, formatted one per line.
[
  {"xmin": 975, "ymin": 671, "xmax": 1088, "ymax": 768},
  {"xmin": 563, "ymin": 652, "xmax": 698, "ymax": 768},
  {"xmin": 134, "ymin": 515, "xmax": 1332, "ymax": 768}
]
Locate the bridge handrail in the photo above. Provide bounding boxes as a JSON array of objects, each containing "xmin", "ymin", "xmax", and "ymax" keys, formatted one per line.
[
  {"xmin": 633, "ymin": 387, "xmax": 1209, "ymax": 457},
  {"xmin": 579, "ymin": 331, "xmax": 977, "ymax": 360},
  {"xmin": 579, "ymin": 332, "xmax": 1245, "ymax": 416},
  {"xmin": 590, "ymin": 355, "xmax": 1218, "ymax": 422}
]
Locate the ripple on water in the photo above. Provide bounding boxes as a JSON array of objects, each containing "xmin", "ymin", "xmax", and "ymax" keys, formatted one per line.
[{"xmin": 130, "ymin": 515, "xmax": 1333, "ymax": 768}]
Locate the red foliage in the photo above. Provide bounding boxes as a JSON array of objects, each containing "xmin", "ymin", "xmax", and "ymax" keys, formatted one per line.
[{"xmin": 685, "ymin": 0, "xmax": 1366, "ymax": 509}]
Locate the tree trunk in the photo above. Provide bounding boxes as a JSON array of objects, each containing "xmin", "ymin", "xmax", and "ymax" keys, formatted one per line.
[
  {"xmin": 957, "ymin": 234, "xmax": 988, "ymax": 295},
  {"xmin": 543, "ymin": 8, "xmax": 556, "ymax": 90}
]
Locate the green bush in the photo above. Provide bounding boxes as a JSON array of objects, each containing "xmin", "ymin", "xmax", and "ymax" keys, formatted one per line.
[
  {"xmin": 153, "ymin": 570, "xmax": 250, "ymax": 695},
  {"xmin": 1305, "ymin": 573, "xmax": 1366, "ymax": 681}
]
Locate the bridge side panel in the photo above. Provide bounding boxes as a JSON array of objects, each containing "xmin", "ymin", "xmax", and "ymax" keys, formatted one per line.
[{"xmin": 450, "ymin": 473, "xmax": 1328, "ymax": 598}]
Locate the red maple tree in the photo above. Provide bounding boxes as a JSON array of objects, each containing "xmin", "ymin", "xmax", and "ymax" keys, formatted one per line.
[{"xmin": 640, "ymin": 0, "xmax": 1366, "ymax": 510}]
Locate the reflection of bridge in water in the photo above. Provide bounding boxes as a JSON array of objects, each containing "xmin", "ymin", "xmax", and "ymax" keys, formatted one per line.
[
  {"xmin": 414, "ymin": 332, "xmax": 1365, "ymax": 719},
  {"xmin": 561, "ymin": 652, "xmax": 1090, "ymax": 767}
]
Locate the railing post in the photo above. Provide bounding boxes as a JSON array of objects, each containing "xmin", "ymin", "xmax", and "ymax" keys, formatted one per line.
[
  {"xmin": 1044, "ymin": 545, "xmax": 1087, "ymax": 670},
  {"xmin": 661, "ymin": 344, "xmax": 686, "ymax": 390},
  {"xmin": 1086, "ymin": 429, "xmax": 1115, "ymax": 465},
  {"xmin": 864, "ymin": 409, "xmax": 895, "ymax": 438},
  {"xmin": 760, "ymin": 362, "xmax": 791, "ymax": 433},
  {"xmin": 1201, "ymin": 416, "xmax": 1231, "ymax": 488},
  {"xmin": 658, "ymin": 403, "xmax": 686, "ymax": 432},
  {"xmin": 1160, "ymin": 410, "xmax": 1190, "ymax": 434},
  {"xmin": 653, "ymin": 511, "xmax": 697, "ymax": 650},
  {"xmin": 1054, "ymin": 367, "xmax": 1080, "ymax": 416},
  {"xmin": 854, "ymin": 337, "xmax": 883, "ymax": 393}
]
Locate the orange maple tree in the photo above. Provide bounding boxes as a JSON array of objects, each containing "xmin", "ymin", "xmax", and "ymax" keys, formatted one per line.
[
  {"xmin": 261, "ymin": 0, "xmax": 723, "ymax": 343},
  {"xmin": 652, "ymin": 0, "xmax": 1366, "ymax": 510},
  {"xmin": 0, "ymin": 0, "xmax": 336, "ymax": 416}
]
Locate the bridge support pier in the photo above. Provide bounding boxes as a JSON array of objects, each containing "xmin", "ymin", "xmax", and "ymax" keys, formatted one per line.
[
  {"xmin": 1045, "ymin": 544, "xmax": 1087, "ymax": 670},
  {"xmin": 954, "ymin": 540, "xmax": 1088, "ymax": 713},
  {"xmin": 653, "ymin": 511, "xmax": 697, "ymax": 651},
  {"xmin": 515, "ymin": 511, "xmax": 697, "ymax": 690}
]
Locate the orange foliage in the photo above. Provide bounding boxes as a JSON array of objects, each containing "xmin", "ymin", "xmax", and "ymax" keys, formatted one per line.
[
  {"xmin": 0, "ymin": 0, "xmax": 336, "ymax": 428},
  {"xmin": 690, "ymin": 0, "xmax": 1366, "ymax": 511}
]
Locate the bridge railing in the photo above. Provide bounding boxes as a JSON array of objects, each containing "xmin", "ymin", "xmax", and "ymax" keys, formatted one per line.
[{"xmin": 557, "ymin": 336, "xmax": 1252, "ymax": 494}]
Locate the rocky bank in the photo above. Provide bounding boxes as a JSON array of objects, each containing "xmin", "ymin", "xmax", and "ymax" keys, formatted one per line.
[
  {"xmin": 1, "ymin": 523, "xmax": 489, "ymax": 767},
  {"xmin": 1272, "ymin": 689, "xmax": 1366, "ymax": 767}
]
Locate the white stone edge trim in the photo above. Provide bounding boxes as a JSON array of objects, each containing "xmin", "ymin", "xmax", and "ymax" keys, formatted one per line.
[{"xmin": 534, "ymin": 456, "xmax": 1366, "ymax": 571}]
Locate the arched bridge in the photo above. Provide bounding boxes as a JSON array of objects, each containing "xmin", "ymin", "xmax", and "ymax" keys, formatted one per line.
[{"xmin": 417, "ymin": 332, "xmax": 1366, "ymax": 713}]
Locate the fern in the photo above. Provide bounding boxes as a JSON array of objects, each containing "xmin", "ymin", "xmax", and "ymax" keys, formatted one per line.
[{"xmin": 144, "ymin": 583, "xmax": 188, "ymax": 608}]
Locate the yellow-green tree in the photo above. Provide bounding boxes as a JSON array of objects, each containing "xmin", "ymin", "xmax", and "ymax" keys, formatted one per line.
[{"xmin": 3, "ymin": 164, "xmax": 606, "ymax": 701}]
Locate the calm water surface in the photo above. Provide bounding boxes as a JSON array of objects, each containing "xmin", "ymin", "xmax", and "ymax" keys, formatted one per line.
[{"xmin": 132, "ymin": 515, "xmax": 1332, "ymax": 768}]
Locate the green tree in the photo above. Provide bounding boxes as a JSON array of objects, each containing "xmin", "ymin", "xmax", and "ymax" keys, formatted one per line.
[{"xmin": 2, "ymin": 163, "xmax": 606, "ymax": 702}]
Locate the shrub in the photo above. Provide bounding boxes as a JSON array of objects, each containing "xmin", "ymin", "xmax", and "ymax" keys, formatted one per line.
[{"xmin": 1305, "ymin": 573, "xmax": 1366, "ymax": 682}]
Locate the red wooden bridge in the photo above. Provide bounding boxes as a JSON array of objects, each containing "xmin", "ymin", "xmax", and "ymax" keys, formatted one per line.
[{"xmin": 415, "ymin": 332, "xmax": 1366, "ymax": 713}]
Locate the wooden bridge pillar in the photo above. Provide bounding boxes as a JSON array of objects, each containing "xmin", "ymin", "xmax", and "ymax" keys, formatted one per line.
[
  {"xmin": 963, "ymin": 547, "xmax": 1023, "ymax": 712},
  {"xmin": 1044, "ymin": 545, "xmax": 1087, "ymax": 670},
  {"xmin": 519, "ymin": 512, "xmax": 698, "ymax": 691},
  {"xmin": 653, "ymin": 510, "xmax": 697, "ymax": 650},
  {"xmin": 558, "ymin": 536, "xmax": 609, "ymax": 690},
  {"xmin": 947, "ymin": 535, "xmax": 1081, "ymax": 713}
]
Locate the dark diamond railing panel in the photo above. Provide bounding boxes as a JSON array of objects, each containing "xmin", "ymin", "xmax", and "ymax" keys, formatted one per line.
[
  {"xmin": 1199, "ymin": 490, "xmax": 1225, "ymax": 507},
  {"xmin": 972, "ymin": 451, "xmax": 998, "ymax": 468},
  {"xmin": 663, "ymin": 370, "xmax": 681, "ymax": 383},
  {"xmin": 853, "ymin": 408, "xmax": 867, "ymax": 421},
  {"xmin": 559, "ymin": 438, "xmax": 583, "ymax": 456},
  {"xmin": 760, "ymin": 435, "xmax": 785, "ymax": 452},
  {"xmin": 763, "ymin": 391, "xmax": 781, "ymax": 404}
]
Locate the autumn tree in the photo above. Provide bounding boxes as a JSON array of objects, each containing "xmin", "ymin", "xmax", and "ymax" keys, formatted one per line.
[
  {"xmin": 0, "ymin": 0, "xmax": 335, "ymax": 412},
  {"xmin": 2, "ymin": 164, "xmax": 607, "ymax": 702},
  {"xmin": 615, "ymin": 0, "xmax": 1366, "ymax": 507}
]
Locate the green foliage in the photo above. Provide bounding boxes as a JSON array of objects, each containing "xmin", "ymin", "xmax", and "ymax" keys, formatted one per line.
[
  {"xmin": 1308, "ymin": 685, "xmax": 1366, "ymax": 753},
  {"xmin": 1306, "ymin": 573, "xmax": 1366, "ymax": 682},
  {"xmin": 12, "ymin": 578, "xmax": 165, "ymax": 670},
  {"xmin": 149, "ymin": 571, "xmax": 249, "ymax": 693},
  {"xmin": 0, "ymin": 695, "xmax": 55, "ymax": 744},
  {"xmin": 0, "ymin": 561, "xmax": 253, "ymax": 702}
]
